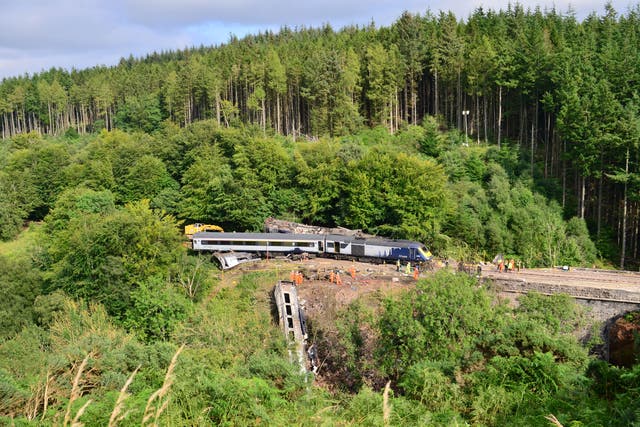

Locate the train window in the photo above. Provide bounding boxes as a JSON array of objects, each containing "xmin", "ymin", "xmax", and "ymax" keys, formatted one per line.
[
  {"xmin": 340, "ymin": 243, "xmax": 348, "ymax": 249},
  {"xmin": 326, "ymin": 242, "xmax": 334, "ymax": 249},
  {"xmin": 274, "ymin": 241, "xmax": 285, "ymax": 246}
]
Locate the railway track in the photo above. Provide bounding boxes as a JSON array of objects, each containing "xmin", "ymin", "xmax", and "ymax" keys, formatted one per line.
[{"xmin": 483, "ymin": 267, "xmax": 640, "ymax": 303}]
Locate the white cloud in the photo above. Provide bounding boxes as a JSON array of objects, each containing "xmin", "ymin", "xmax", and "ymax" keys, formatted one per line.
[{"xmin": 122, "ymin": 0, "xmax": 422, "ymax": 28}]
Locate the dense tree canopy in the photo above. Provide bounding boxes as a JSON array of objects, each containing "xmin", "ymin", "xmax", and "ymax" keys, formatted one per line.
[{"xmin": 2, "ymin": 4, "xmax": 639, "ymax": 264}]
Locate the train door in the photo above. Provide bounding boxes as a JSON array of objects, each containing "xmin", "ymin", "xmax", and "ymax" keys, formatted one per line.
[{"xmin": 325, "ymin": 241, "xmax": 335, "ymax": 254}]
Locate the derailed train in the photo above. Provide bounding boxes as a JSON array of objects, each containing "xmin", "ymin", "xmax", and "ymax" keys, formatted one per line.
[{"xmin": 191, "ymin": 232, "xmax": 432, "ymax": 264}]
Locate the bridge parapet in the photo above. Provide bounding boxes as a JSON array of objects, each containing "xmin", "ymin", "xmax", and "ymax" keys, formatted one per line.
[
  {"xmin": 486, "ymin": 277, "xmax": 640, "ymax": 304},
  {"xmin": 482, "ymin": 268, "xmax": 640, "ymax": 323}
]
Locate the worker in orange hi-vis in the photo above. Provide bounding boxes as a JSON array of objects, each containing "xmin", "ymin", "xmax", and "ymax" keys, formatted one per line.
[
  {"xmin": 350, "ymin": 265, "xmax": 356, "ymax": 279},
  {"xmin": 329, "ymin": 270, "xmax": 335, "ymax": 284},
  {"xmin": 413, "ymin": 266, "xmax": 419, "ymax": 280},
  {"xmin": 336, "ymin": 273, "xmax": 343, "ymax": 286},
  {"xmin": 297, "ymin": 272, "xmax": 303, "ymax": 285}
]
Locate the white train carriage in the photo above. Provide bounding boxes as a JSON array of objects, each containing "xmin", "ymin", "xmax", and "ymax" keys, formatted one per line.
[
  {"xmin": 191, "ymin": 232, "xmax": 432, "ymax": 265},
  {"xmin": 192, "ymin": 232, "xmax": 322, "ymax": 257}
]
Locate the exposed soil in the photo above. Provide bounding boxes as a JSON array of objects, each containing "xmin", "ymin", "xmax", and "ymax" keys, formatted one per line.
[
  {"xmin": 608, "ymin": 313, "xmax": 640, "ymax": 367},
  {"xmin": 236, "ymin": 256, "xmax": 425, "ymax": 306}
]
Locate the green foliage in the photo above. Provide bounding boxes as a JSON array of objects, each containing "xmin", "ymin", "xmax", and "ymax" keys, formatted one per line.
[
  {"xmin": 517, "ymin": 292, "xmax": 589, "ymax": 336},
  {"xmin": 0, "ymin": 255, "xmax": 42, "ymax": 341},
  {"xmin": 42, "ymin": 199, "xmax": 183, "ymax": 318},
  {"xmin": 294, "ymin": 139, "xmax": 343, "ymax": 224},
  {"xmin": 0, "ymin": 325, "xmax": 48, "ymax": 414},
  {"xmin": 121, "ymin": 154, "xmax": 178, "ymax": 205},
  {"xmin": 43, "ymin": 186, "xmax": 115, "ymax": 232},
  {"xmin": 3, "ymin": 140, "xmax": 72, "ymax": 220},
  {"xmin": 123, "ymin": 275, "xmax": 192, "ymax": 342},
  {"xmin": 564, "ymin": 217, "xmax": 598, "ymax": 265},
  {"xmin": 377, "ymin": 271, "xmax": 501, "ymax": 378},
  {"xmin": 399, "ymin": 362, "xmax": 462, "ymax": 412},
  {"xmin": 0, "ymin": 171, "xmax": 28, "ymax": 241},
  {"xmin": 416, "ymin": 116, "xmax": 446, "ymax": 157},
  {"xmin": 170, "ymin": 252, "xmax": 216, "ymax": 301},
  {"xmin": 33, "ymin": 290, "xmax": 68, "ymax": 329},
  {"xmin": 0, "ymin": 297, "xmax": 183, "ymax": 425},
  {"xmin": 337, "ymin": 386, "xmax": 386, "ymax": 426},
  {"xmin": 374, "ymin": 269, "xmax": 598, "ymax": 425},
  {"xmin": 241, "ymin": 353, "xmax": 308, "ymax": 399},
  {"xmin": 485, "ymin": 352, "xmax": 566, "ymax": 395},
  {"xmin": 115, "ymin": 93, "xmax": 164, "ymax": 133},
  {"xmin": 341, "ymin": 148, "xmax": 450, "ymax": 243},
  {"xmin": 438, "ymin": 142, "xmax": 599, "ymax": 266},
  {"xmin": 469, "ymin": 384, "xmax": 514, "ymax": 426},
  {"xmin": 198, "ymin": 374, "xmax": 289, "ymax": 425}
]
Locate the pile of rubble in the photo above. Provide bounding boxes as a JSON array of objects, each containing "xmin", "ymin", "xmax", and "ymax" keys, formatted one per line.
[{"xmin": 264, "ymin": 217, "xmax": 376, "ymax": 238}]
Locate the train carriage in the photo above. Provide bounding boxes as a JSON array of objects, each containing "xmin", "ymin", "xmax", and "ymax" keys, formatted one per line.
[
  {"xmin": 192, "ymin": 232, "xmax": 322, "ymax": 256},
  {"xmin": 191, "ymin": 231, "xmax": 432, "ymax": 264}
]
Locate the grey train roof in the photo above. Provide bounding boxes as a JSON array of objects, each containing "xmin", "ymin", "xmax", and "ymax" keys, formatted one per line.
[
  {"xmin": 194, "ymin": 232, "xmax": 320, "ymax": 241},
  {"xmin": 192, "ymin": 232, "xmax": 423, "ymax": 247}
]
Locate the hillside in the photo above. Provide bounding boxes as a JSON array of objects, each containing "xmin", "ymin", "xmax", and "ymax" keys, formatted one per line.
[{"xmin": 3, "ymin": 243, "xmax": 639, "ymax": 425}]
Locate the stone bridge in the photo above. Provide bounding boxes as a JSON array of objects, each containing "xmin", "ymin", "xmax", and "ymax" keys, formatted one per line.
[
  {"xmin": 481, "ymin": 267, "xmax": 640, "ymax": 364},
  {"xmin": 482, "ymin": 267, "xmax": 640, "ymax": 321}
]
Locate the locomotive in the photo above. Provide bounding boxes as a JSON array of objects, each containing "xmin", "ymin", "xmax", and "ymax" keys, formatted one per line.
[{"xmin": 191, "ymin": 232, "xmax": 432, "ymax": 264}]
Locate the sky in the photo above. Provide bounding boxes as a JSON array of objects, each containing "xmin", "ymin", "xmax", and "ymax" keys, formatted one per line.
[{"xmin": 0, "ymin": 0, "xmax": 636, "ymax": 80}]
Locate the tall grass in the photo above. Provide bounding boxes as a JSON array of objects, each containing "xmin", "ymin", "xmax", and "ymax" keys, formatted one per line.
[
  {"xmin": 0, "ymin": 222, "xmax": 41, "ymax": 260},
  {"xmin": 63, "ymin": 354, "xmax": 92, "ymax": 427},
  {"xmin": 142, "ymin": 344, "xmax": 185, "ymax": 426},
  {"xmin": 382, "ymin": 381, "xmax": 392, "ymax": 426},
  {"xmin": 108, "ymin": 365, "xmax": 140, "ymax": 427}
]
